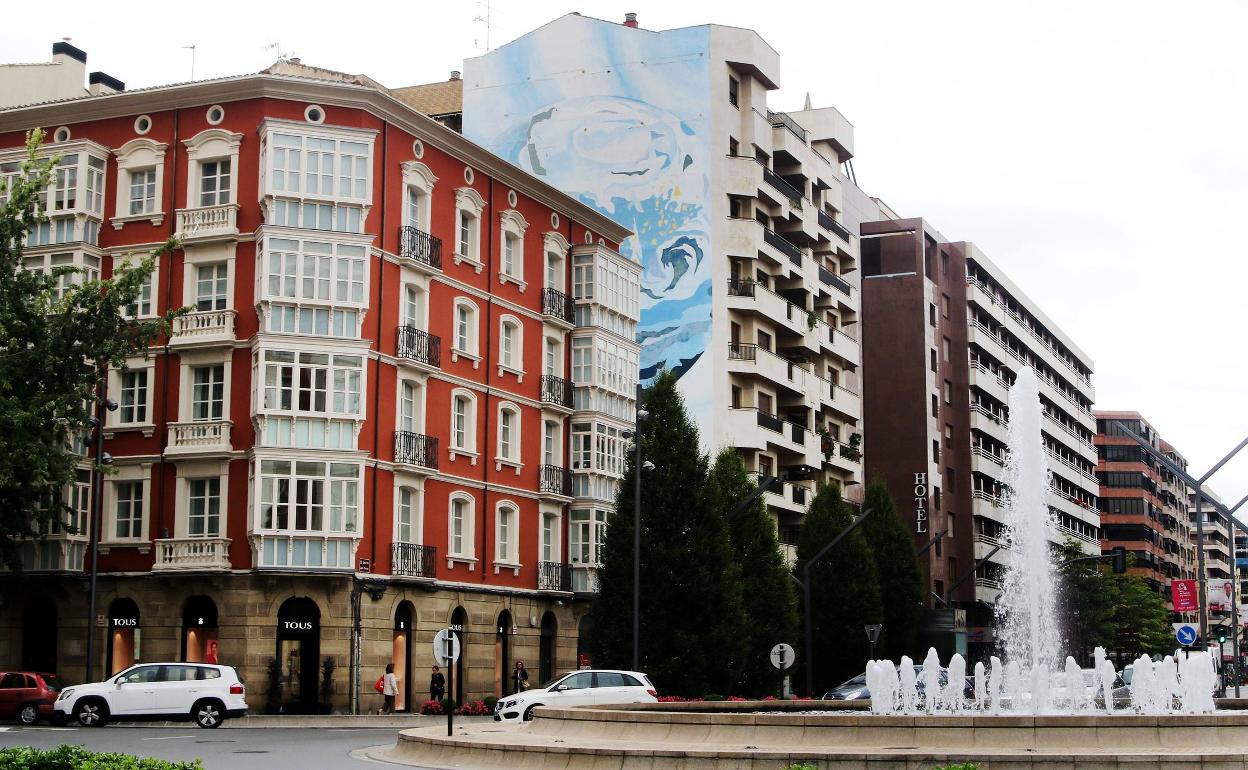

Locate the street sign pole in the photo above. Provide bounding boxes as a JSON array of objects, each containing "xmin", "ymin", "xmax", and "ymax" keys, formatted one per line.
[
  {"xmin": 770, "ymin": 643, "xmax": 795, "ymax": 700},
  {"xmin": 446, "ymin": 632, "xmax": 454, "ymax": 737}
]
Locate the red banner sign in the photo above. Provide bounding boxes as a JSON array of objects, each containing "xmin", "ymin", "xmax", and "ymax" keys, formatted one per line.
[{"xmin": 1171, "ymin": 579, "xmax": 1198, "ymax": 612}]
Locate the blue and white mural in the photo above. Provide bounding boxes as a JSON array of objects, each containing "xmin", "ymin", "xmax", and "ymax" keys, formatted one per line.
[{"xmin": 464, "ymin": 19, "xmax": 712, "ymax": 387}]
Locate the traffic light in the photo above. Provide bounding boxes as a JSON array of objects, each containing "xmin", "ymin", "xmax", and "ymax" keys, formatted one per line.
[
  {"xmin": 1110, "ymin": 546, "xmax": 1127, "ymax": 574},
  {"xmin": 1220, "ymin": 632, "xmax": 1228, "ymax": 644}
]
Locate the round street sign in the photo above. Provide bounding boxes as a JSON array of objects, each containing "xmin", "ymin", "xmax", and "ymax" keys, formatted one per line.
[
  {"xmin": 770, "ymin": 643, "xmax": 795, "ymax": 670},
  {"xmin": 1176, "ymin": 625, "xmax": 1197, "ymax": 646},
  {"xmin": 433, "ymin": 628, "xmax": 462, "ymax": 665}
]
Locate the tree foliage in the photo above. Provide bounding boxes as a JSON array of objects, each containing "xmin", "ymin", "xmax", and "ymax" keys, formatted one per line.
[
  {"xmin": 795, "ymin": 484, "xmax": 881, "ymax": 695},
  {"xmin": 707, "ymin": 448, "xmax": 798, "ymax": 696},
  {"xmin": 860, "ymin": 478, "xmax": 923, "ymax": 661},
  {"xmin": 592, "ymin": 369, "xmax": 747, "ymax": 696},
  {"xmin": 0, "ymin": 130, "xmax": 177, "ymax": 570},
  {"xmin": 1057, "ymin": 541, "xmax": 1172, "ymax": 663}
]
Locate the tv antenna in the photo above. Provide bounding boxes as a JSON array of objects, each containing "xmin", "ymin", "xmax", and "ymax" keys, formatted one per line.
[
  {"xmin": 473, "ymin": 0, "xmax": 497, "ymax": 51},
  {"xmin": 183, "ymin": 45, "xmax": 196, "ymax": 81}
]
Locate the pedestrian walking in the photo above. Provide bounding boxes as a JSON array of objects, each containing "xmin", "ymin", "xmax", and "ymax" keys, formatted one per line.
[
  {"xmin": 430, "ymin": 665, "xmax": 446, "ymax": 702},
  {"xmin": 382, "ymin": 663, "xmax": 398, "ymax": 714}
]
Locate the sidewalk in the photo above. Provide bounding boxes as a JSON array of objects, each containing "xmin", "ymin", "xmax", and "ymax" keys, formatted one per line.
[{"xmin": 109, "ymin": 714, "xmax": 498, "ymax": 728}]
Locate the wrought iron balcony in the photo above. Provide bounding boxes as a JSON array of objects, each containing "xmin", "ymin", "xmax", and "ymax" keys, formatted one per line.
[
  {"xmin": 397, "ymin": 325, "xmax": 441, "ymax": 367},
  {"xmin": 727, "ymin": 278, "xmax": 756, "ymax": 297},
  {"xmin": 394, "ymin": 431, "xmax": 438, "ymax": 470},
  {"xmin": 398, "ymin": 225, "xmax": 442, "ymax": 270},
  {"xmin": 539, "ymin": 464, "xmax": 572, "ymax": 496},
  {"xmin": 392, "ymin": 542, "xmax": 437, "ymax": 579},
  {"xmin": 538, "ymin": 561, "xmax": 573, "ymax": 592},
  {"xmin": 763, "ymin": 228, "xmax": 802, "ymax": 265},
  {"xmin": 540, "ymin": 375, "xmax": 573, "ymax": 409},
  {"xmin": 541, "ymin": 287, "xmax": 575, "ymax": 324}
]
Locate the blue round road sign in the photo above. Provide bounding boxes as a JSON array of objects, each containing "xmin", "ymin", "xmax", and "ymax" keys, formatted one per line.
[{"xmin": 1176, "ymin": 625, "xmax": 1197, "ymax": 646}]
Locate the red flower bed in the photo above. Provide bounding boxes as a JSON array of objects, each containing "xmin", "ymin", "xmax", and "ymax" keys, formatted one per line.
[
  {"xmin": 419, "ymin": 700, "xmax": 444, "ymax": 715},
  {"xmin": 456, "ymin": 699, "xmax": 491, "ymax": 716}
]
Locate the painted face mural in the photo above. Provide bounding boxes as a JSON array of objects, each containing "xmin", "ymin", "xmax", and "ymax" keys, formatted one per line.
[{"xmin": 465, "ymin": 23, "xmax": 713, "ymax": 389}]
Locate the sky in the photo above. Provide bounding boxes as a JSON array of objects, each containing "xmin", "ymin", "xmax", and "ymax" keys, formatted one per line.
[{"xmin": 4, "ymin": 0, "xmax": 1245, "ymax": 511}]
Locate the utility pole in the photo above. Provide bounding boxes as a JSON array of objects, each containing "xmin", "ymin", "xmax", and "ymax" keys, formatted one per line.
[{"xmin": 84, "ymin": 372, "xmax": 115, "ymax": 684}]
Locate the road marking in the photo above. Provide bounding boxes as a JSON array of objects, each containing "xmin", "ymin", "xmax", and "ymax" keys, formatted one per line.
[
  {"xmin": 141, "ymin": 735, "xmax": 196, "ymax": 741},
  {"xmin": 22, "ymin": 727, "xmax": 76, "ymax": 732}
]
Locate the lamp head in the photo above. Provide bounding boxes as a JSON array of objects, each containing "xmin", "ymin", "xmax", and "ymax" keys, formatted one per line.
[{"xmin": 642, "ymin": 460, "xmax": 655, "ymax": 471}]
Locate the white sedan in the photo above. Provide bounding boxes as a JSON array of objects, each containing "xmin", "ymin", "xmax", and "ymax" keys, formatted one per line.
[{"xmin": 494, "ymin": 669, "xmax": 657, "ymax": 722}]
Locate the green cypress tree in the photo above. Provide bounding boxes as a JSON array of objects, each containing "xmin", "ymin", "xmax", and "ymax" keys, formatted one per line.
[
  {"xmin": 707, "ymin": 448, "xmax": 798, "ymax": 696},
  {"xmin": 794, "ymin": 484, "xmax": 881, "ymax": 696},
  {"xmin": 860, "ymin": 478, "xmax": 923, "ymax": 662},
  {"xmin": 591, "ymin": 369, "xmax": 747, "ymax": 696}
]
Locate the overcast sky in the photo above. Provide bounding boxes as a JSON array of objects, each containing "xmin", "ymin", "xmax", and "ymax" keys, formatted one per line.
[{"xmin": 5, "ymin": 0, "xmax": 1245, "ymax": 510}]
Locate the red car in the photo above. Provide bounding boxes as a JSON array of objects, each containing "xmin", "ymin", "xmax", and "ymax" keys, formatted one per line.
[{"xmin": 0, "ymin": 671, "xmax": 66, "ymax": 725}]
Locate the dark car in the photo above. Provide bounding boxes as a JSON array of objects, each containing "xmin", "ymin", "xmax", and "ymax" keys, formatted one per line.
[
  {"xmin": 0, "ymin": 671, "xmax": 66, "ymax": 725},
  {"xmin": 822, "ymin": 668, "xmax": 975, "ymax": 701}
]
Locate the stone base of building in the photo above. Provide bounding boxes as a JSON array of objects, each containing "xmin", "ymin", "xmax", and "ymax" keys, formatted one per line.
[{"xmin": 0, "ymin": 571, "xmax": 590, "ymax": 714}]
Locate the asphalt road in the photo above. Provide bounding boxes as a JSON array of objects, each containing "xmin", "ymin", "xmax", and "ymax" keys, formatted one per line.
[{"xmin": 0, "ymin": 725, "xmax": 410, "ymax": 769}]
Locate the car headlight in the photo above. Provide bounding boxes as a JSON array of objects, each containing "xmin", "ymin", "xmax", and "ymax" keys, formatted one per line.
[
  {"xmin": 58, "ymin": 689, "xmax": 73, "ymax": 701},
  {"xmin": 502, "ymin": 699, "xmax": 517, "ymax": 709}
]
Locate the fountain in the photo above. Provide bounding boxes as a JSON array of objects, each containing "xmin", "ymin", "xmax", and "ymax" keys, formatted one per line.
[{"xmin": 381, "ymin": 368, "xmax": 1238, "ymax": 768}]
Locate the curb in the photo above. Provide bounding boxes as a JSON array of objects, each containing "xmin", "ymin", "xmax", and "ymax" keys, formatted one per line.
[{"xmin": 104, "ymin": 715, "xmax": 497, "ymax": 729}]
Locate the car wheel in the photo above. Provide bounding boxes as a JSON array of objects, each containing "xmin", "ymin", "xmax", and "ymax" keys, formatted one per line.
[
  {"xmin": 74, "ymin": 699, "xmax": 109, "ymax": 727},
  {"xmin": 522, "ymin": 704, "xmax": 539, "ymax": 722},
  {"xmin": 193, "ymin": 699, "xmax": 224, "ymax": 729},
  {"xmin": 17, "ymin": 703, "xmax": 40, "ymax": 726}
]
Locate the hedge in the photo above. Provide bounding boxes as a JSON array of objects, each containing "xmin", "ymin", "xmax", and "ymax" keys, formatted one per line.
[{"xmin": 0, "ymin": 746, "xmax": 203, "ymax": 770}]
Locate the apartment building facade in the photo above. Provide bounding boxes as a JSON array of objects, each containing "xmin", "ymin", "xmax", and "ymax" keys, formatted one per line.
[
  {"xmin": 1094, "ymin": 412, "xmax": 1197, "ymax": 621},
  {"xmin": 1189, "ymin": 489, "xmax": 1235, "ymax": 635},
  {"xmin": 860, "ymin": 221, "xmax": 1100, "ymax": 659},
  {"xmin": 450, "ymin": 13, "xmax": 864, "ymax": 562},
  {"xmin": 0, "ymin": 56, "xmax": 637, "ymax": 711}
]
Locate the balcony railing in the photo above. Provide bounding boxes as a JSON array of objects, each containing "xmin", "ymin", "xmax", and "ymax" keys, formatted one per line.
[
  {"xmin": 175, "ymin": 203, "xmax": 238, "ymax": 240},
  {"xmin": 727, "ymin": 278, "xmax": 756, "ymax": 297},
  {"xmin": 818, "ymin": 266, "xmax": 852, "ymax": 297},
  {"xmin": 763, "ymin": 228, "xmax": 802, "ymax": 265},
  {"xmin": 539, "ymin": 464, "xmax": 573, "ymax": 496},
  {"xmin": 540, "ymin": 375, "xmax": 573, "ymax": 409},
  {"xmin": 762, "ymin": 166, "xmax": 804, "ymax": 209},
  {"xmin": 167, "ymin": 420, "xmax": 232, "ymax": 454},
  {"xmin": 571, "ymin": 565, "xmax": 599, "ymax": 594},
  {"xmin": 394, "ymin": 431, "xmax": 438, "ymax": 470},
  {"xmin": 397, "ymin": 326, "xmax": 441, "ymax": 367},
  {"xmin": 392, "ymin": 542, "xmax": 437, "ymax": 578},
  {"xmin": 172, "ymin": 309, "xmax": 235, "ymax": 342},
  {"xmin": 728, "ymin": 342, "xmax": 757, "ymax": 361},
  {"xmin": 541, "ymin": 287, "xmax": 575, "ymax": 324},
  {"xmin": 767, "ymin": 109, "xmax": 809, "ymax": 142},
  {"xmin": 538, "ymin": 561, "xmax": 573, "ymax": 592},
  {"xmin": 757, "ymin": 410, "xmax": 784, "ymax": 433},
  {"xmin": 398, "ymin": 225, "xmax": 443, "ymax": 270},
  {"xmin": 154, "ymin": 537, "xmax": 232, "ymax": 571},
  {"xmin": 817, "ymin": 210, "xmax": 853, "ymax": 242}
]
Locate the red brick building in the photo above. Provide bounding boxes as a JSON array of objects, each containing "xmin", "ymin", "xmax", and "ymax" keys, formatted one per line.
[{"xmin": 0, "ymin": 50, "xmax": 638, "ymax": 712}]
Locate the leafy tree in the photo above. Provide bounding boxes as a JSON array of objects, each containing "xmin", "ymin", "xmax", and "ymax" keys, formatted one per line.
[
  {"xmin": 1056, "ymin": 540, "xmax": 1116, "ymax": 663},
  {"xmin": 0, "ymin": 130, "xmax": 176, "ymax": 570},
  {"xmin": 794, "ymin": 484, "xmax": 881, "ymax": 695},
  {"xmin": 706, "ymin": 448, "xmax": 798, "ymax": 696},
  {"xmin": 1108, "ymin": 568, "xmax": 1172, "ymax": 659},
  {"xmin": 860, "ymin": 478, "xmax": 923, "ymax": 662},
  {"xmin": 591, "ymin": 369, "xmax": 747, "ymax": 696}
]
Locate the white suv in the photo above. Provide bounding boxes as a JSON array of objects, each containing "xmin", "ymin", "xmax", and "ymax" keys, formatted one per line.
[
  {"xmin": 494, "ymin": 669, "xmax": 657, "ymax": 722},
  {"xmin": 55, "ymin": 663, "xmax": 247, "ymax": 728}
]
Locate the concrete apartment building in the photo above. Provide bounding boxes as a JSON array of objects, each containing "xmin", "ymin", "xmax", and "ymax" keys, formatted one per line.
[
  {"xmin": 1190, "ymin": 489, "xmax": 1235, "ymax": 633},
  {"xmin": 1094, "ymin": 413, "xmax": 1197, "ymax": 621},
  {"xmin": 859, "ymin": 222, "xmax": 1100, "ymax": 658},
  {"xmin": 398, "ymin": 12, "xmax": 865, "ymax": 565},
  {"xmin": 0, "ymin": 44, "xmax": 639, "ymax": 711}
]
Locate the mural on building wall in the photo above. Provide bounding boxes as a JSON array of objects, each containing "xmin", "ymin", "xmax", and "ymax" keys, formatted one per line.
[{"xmin": 464, "ymin": 20, "xmax": 712, "ymax": 390}]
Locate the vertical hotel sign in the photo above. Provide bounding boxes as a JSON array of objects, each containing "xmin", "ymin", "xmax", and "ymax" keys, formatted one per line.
[{"xmin": 914, "ymin": 473, "xmax": 928, "ymax": 533}]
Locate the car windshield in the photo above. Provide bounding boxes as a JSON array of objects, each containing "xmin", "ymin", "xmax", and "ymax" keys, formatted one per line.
[
  {"xmin": 836, "ymin": 675, "xmax": 867, "ymax": 688},
  {"xmin": 41, "ymin": 674, "xmax": 65, "ymax": 691},
  {"xmin": 543, "ymin": 672, "xmax": 575, "ymax": 690}
]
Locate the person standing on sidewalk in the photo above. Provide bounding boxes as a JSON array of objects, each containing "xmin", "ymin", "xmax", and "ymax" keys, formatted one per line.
[
  {"xmin": 429, "ymin": 665, "xmax": 446, "ymax": 702},
  {"xmin": 382, "ymin": 664, "xmax": 399, "ymax": 714},
  {"xmin": 511, "ymin": 661, "xmax": 529, "ymax": 695}
]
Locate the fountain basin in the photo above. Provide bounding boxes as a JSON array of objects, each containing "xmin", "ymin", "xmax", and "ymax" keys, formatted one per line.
[{"xmin": 379, "ymin": 700, "xmax": 1248, "ymax": 769}]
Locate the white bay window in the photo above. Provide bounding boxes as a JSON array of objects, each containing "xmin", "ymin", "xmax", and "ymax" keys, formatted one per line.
[{"xmin": 254, "ymin": 458, "xmax": 361, "ymax": 569}]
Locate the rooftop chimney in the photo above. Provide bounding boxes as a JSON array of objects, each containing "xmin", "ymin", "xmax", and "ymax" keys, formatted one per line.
[
  {"xmin": 623, "ymin": 12, "xmax": 638, "ymax": 28},
  {"xmin": 450, "ymin": 70, "xmax": 461, "ymax": 81},
  {"xmin": 88, "ymin": 71, "xmax": 125, "ymax": 96}
]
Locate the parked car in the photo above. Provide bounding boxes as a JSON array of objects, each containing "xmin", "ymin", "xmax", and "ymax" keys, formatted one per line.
[
  {"xmin": 822, "ymin": 667, "xmax": 974, "ymax": 701},
  {"xmin": 494, "ymin": 669, "xmax": 657, "ymax": 722},
  {"xmin": 0, "ymin": 671, "xmax": 65, "ymax": 725},
  {"xmin": 54, "ymin": 663, "xmax": 247, "ymax": 728}
]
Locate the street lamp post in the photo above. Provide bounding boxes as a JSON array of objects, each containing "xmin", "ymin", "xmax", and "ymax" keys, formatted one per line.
[
  {"xmin": 84, "ymin": 376, "xmax": 117, "ymax": 684},
  {"xmin": 624, "ymin": 387, "xmax": 650, "ymax": 673}
]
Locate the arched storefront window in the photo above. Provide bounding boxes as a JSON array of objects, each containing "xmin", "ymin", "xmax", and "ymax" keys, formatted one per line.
[
  {"xmin": 392, "ymin": 601, "xmax": 414, "ymax": 712},
  {"xmin": 496, "ymin": 609, "xmax": 513, "ymax": 697},
  {"xmin": 539, "ymin": 612, "xmax": 557, "ymax": 685},
  {"xmin": 449, "ymin": 606, "xmax": 467, "ymax": 704},
  {"xmin": 107, "ymin": 598, "xmax": 141, "ymax": 677},
  {"xmin": 182, "ymin": 595, "xmax": 219, "ymax": 663},
  {"xmin": 276, "ymin": 597, "xmax": 321, "ymax": 714},
  {"xmin": 576, "ymin": 614, "xmax": 595, "ymax": 670}
]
